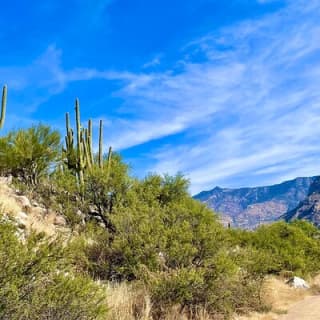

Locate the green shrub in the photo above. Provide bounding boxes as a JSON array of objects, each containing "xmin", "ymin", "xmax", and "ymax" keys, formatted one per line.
[
  {"xmin": 0, "ymin": 124, "xmax": 61, "ymax": 185},
  {"xmin": 230, "ymin": 221, "xmax": 320, "ymax": 276},
  {"xmin": 0, "ymin": 219, "xmax": 107, "ymax": 320},
  {"xmin": 148, "ymin": 254, "xmax": 265, "ymax": 319}
]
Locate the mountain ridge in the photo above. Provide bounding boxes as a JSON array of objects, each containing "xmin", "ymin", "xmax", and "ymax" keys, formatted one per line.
[
  {"xmin": 194, "ymin": 176, "xmax": 318, "ymax": 229},
  {"xmin": 282, "ymin": 176, "xmax": 320, "ymax": 226}
]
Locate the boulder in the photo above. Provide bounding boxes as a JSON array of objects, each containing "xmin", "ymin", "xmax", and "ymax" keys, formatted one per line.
[
  {"xmin": 14, "ymin": 195, "xmax": 31, "ymax": 209},
  {"xmin": 15, "ymin": 211, "xmax": 28, "ymax": 227},
  {"xmin": 286, "ymin": 276, "xmax": 310, "ymax": 289},
  {"xmin": 31, "ymin": 206, "xmax": 46, "ymax": 217},
  {"xmin": 54, "ymin": 215, "xmax": 67, "ymax": 227},
  {"xmin": 0, "ymin": 176, "xmax": 12, "ymax": 184}
]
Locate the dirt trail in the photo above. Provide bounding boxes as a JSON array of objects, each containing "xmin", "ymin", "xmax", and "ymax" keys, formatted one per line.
[{"xmin": 279, "ymin": 295, "xmax": 320, "ymax": 320}]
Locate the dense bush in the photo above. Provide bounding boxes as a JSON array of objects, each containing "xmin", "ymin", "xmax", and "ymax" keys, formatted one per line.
[
  {"xmin": 0, "ymin": 125, "xmax": 61, "ymax": 185},
  {"xmin": 230, "ymin": 220, "xmax": 320, "ymax": 276},
  {"xmin": 68, "ymin": 174, "xmax": 270, "ymax": 318},
  {"xmin": 0, "ymin": 219, "xmax": 107, "ymax": 320}
]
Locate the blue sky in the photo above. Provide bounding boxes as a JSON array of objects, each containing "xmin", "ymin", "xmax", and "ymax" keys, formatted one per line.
[{"xmin": 1, "ymin": 0, "xmax": 320, "ymax": 194}]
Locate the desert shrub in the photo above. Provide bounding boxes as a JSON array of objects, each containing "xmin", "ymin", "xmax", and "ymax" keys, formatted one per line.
[
  {"xmin": 0, "ymin": 219, "xmax": 107, "ymax": 320},
  {"xmin": 83, "ymin": 153, "xmax": 131, "ymax": 229},
  {"xmin": 148, "ymin": 254, "xmax": 265, "ymax": 319},
  {"xmin": 32, "ymin": 153, "xmax": 131, "ymax": 228},
  {"xmin": 69, "ymin": 174, "xmax": 268, "ymax": 319},
  {"xmin": 231, "ymin": 221, "xmax": 320, "ymax": 276},
  {"xmin": 0, "ymin": 124, "xmax": 61, "ymax": 185}
]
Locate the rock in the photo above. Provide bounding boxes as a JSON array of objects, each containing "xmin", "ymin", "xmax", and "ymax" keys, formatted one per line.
[
  {"xmin": 54, "ymin": 215, "xmax": 66, "ymax": 226},
  {"xmin": 31, "ymin": 200, "xmax": 40, "ymax": 207},
  {"xmin": 88, "ymin": 205, "xmax": 99, "ymax": 215},
  {"xmin": 15, "ymin": 211, "xmax": 28, "ymax": 227},
  {"xmin": 76, "ymin": 210, "xmax": 86, "ymax": 225},
  {"xmin": 287, "ymin": 276, "xmax": 310, "ymax": 289},
  {"xmin": 0, "ymin": 176, "xmax": 12, "ymax": 184},
  {"xmin": 76, "ymin": 209, "xmax": 84, "ymax": 217},
  {"xmin": 31, "ymin": 207, "xmax": 46, "ymax": 217},
  {"xmin": 14, "ymin": 195, "xmax": 31, "ymax": 209},
  {"xmin": 16, "ymin": 211, "xmax": 28, "ymax": 220}
]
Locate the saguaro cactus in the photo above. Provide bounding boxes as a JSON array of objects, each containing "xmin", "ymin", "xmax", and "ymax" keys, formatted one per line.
[
  {"xmin": 64, "ymin": 98, "xmax": 112, "ymax": 186},
  {"xmin": 0, "ymin": 85, "xmax": 7, "ymax": 129}
]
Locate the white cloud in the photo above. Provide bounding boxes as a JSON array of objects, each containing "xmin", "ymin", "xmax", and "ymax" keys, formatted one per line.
[
  {"xmin": 2, "ymin": 0, "xmax": 320, "ymax": 194},
  {"xmin": 102, "ymin": 0, "xmax": 320, "ymax": 193}
]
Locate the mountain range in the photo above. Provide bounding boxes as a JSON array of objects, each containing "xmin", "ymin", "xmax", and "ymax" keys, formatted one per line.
[
  {"xmin": 194, "ymin": 176, "xmax": 319, "ymax": 229},
  {"xmin": 282, "ymin": 176, "xmax": 320, "ymax": 226}
]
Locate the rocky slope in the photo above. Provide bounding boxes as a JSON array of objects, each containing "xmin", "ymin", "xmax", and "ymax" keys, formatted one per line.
[
  {"xmin": 282, "ymin": 176, "xmax": 320, "ymax": 226},
  {"xmin": 194, "ymin": 177, "xmax": 317, "ymax": 229},
  {"xmin": 0, "ymin": 176, "xmax": 69, "ymax": 237}
]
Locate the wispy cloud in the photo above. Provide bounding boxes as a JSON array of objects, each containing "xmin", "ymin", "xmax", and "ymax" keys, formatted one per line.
[
  {"xmin": 103, "ymin": 0, "xmax": 320, "ymax": 193},
  {"xmin": 1, "ymin": 0, "xmax": 320, "ymax": 194}
]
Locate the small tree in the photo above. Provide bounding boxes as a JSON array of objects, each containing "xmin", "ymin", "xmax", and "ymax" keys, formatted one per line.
[{"xmin": 0, "ymin": 124, "xmax": 61, "ymax": 185}]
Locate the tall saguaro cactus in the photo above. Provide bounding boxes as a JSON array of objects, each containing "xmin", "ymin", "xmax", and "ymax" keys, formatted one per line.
[
  {"xmin": 0, "ymin": 85, "xmax": 7, "ymax": 129},
  {"xmin": 63, "ymin": 98, "xmax": 112, "ymax": 187}
]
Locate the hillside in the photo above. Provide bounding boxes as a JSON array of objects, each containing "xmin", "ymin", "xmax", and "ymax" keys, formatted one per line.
[
  {"xmin": 283, "ymin": 176, "xmax": 320, "ymax": 226},
  {"xmin": 194, "ymin": 177, "xmax": 317, "ymax": 228}
]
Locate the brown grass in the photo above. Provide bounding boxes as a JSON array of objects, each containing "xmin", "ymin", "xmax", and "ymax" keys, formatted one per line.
[
  {"xmin": 105, "ymin": 282, "xmax": 220, "ymax": 320},
  {"xmin": 235, "ymin": 276, "xmax": 314, "ymax": 320},
  {"xmin": 103, "ymin": 277, "xmax": 317, "ymax": 320},
  {"xmin": 105, "ymin": 282, "xmax": 152, "ymax": 320}
]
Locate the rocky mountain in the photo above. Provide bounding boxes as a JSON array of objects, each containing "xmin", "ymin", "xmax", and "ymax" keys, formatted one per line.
[
  {"xmin": 194, "ymin": 176, "xmax": 317, "ymax": 229},
  {"xmin": 282, "ymin": 176, "xmax": 320, "ymax": 226}
]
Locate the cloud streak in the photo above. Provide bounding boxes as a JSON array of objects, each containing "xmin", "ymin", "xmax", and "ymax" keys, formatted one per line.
[
  {"xmin": 1, "ymin": 0, "xmax": 320, "ymax": 194},
  {"xmin": 104, "ymin": 0, "xmax": 320, "ymax": 193}
]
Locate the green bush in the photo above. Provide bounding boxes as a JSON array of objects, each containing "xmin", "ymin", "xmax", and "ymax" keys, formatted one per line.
[
  {"xmin": 0, "ymin": 219, "xmax": 107, "ymax": 320},
  {"xmin": 0, "ymin": 124, "xmax": 61, "ymax": 185},
  {"xmin": 148, "ymin": 255, "xmax": 265, "ymax": 319},
  {"xmin": 230, "ymin": 221, "xmax": 320, "ymax": 276}
]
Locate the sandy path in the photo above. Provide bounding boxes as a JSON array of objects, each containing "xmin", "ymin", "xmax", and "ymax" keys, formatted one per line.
[{"xmin": 279, "ymin": 296, "xmax": 320, "ymax": 320}]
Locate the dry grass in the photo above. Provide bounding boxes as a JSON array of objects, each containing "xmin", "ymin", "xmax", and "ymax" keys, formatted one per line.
[
  {"xmin": 105, "ymin": 282, "xmax": 219, "ymax": 320},
  {"xmin": 105, "ymin": 282, "xmax": 152, "ymax": 320},
  {"xmin": 104, "ymin": 276, "xmax": 320, "ymax": 320},
  {"xmin": 235, "ymin": 276, "xmax": 314, "ymax": 320},
  {"xmin": 263, "ymin": 277, "xmax": 308, "ymax": 311},
  {"xmin": 103, "ymin": 275, "xmax": 319, "ymax": 320}
]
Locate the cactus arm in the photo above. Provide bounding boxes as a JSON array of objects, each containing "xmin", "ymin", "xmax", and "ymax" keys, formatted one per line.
[
  {"xmin": 75, "ymin": 98, "xmax": 84, "ymax": 185},
  {"xmin": 0, "ymin": 85, "xmax": 7, "ymax": 129},
  {"xmin": 106, "ymin": 146, "xmax": 112, "ymax": 181},
  {"xmin": 98, "ymin": 120, "xmax": 103, "ymax": 169},
  {"xmin": 88, "ymin": 119, "xmax": 94, "ymax": 165}
]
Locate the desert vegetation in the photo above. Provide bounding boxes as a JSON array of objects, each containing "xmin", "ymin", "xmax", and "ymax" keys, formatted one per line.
[{"xmin": 1, "ymin": 85, "xmax": 320, "ymax": 319}]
